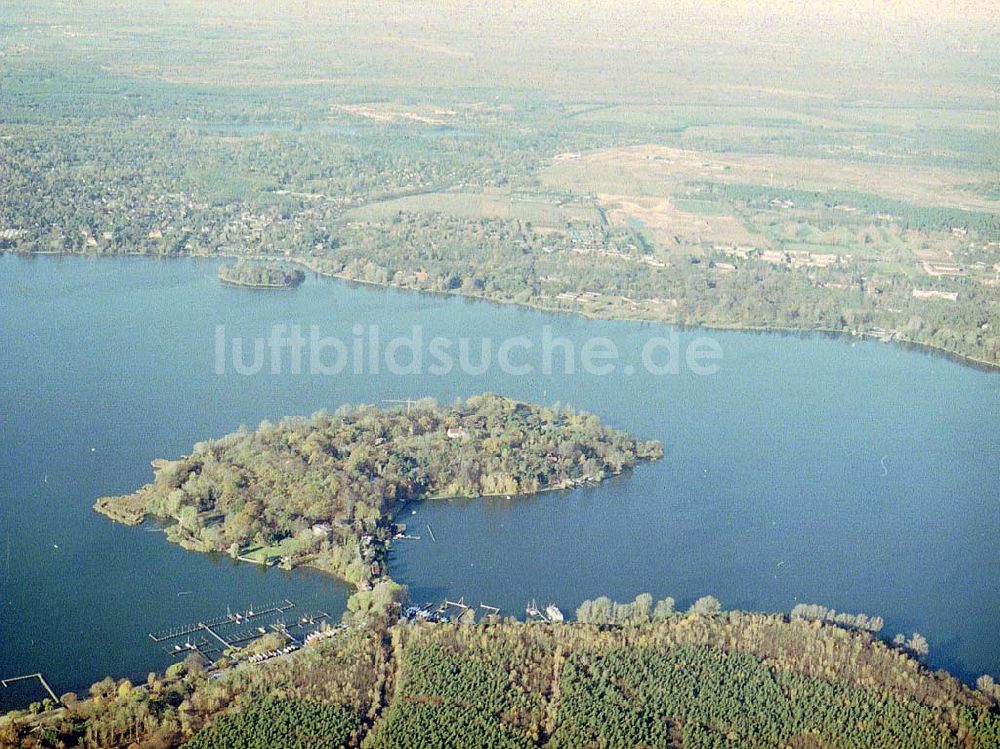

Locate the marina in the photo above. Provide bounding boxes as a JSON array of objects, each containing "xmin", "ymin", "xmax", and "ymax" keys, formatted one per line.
[
  {"xmin": 154, "ymin": 604, "xmax": 333, "ymax": 660},
  {"xmin": 148, "ymin": 600, "xmax": 295, "ymax": 642}
]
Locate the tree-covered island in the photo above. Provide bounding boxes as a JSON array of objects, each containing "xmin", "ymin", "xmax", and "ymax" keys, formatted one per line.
[
  {"xmin": 94, "ymin": 394, "xmax": 662, "ymax": 609},
  {"xmin": 217, "ymin": 261, "xmax": 305, "ymax": 288}
]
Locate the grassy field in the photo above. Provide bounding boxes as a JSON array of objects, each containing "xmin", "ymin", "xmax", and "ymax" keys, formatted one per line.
[
  {"xmin": 238, "ymin": 539, "xmax": 301, "ymax": 566},
  {"xmin": 341, "ymin": 191, "xmax": 601, "ymax": 227}
]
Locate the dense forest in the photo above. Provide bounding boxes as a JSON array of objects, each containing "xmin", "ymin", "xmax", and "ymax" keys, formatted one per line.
[
  {"xmin": 217, "ymin": 261, "xmax": 305, "ymax": 288},
  {"xmin": 93, "ymin": 394, "xmax": 662, "ymax": 594},
  {"xmin": 3, "ymin": 600, "xmax": 998, "ymax": 749}
]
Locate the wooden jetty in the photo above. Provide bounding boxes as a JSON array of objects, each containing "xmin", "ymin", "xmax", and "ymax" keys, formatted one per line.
[
  {"xmin": 199, "ymin": 623, "xmax": 232, "ymax": 650},
  {"xmin": 148, "ymin": 600, "xmax": 295, "ymax": 642},
  {"xmin": 270, "ymin": 621, "xmax": 302, "ymax": 647},
  {"xmin": 223, "ymin": 627, "xmax": 270, "ymax": 647},
  {"xmin": 293, "ymin": 611, "xmax": 330, "ymax": 627},
  {"xmin": 160, "ymin": 609, "xmax": 329, "ymax": 658},
  {"xmin": 1, "ymin": 673, "xmax": 59, "ymax": 704},
  {"xmin": 432, "ymin": 597, "xmax": 470, "ymax": 618},
  {"xmin": 164, "ymin": 637, "xmax": 212, "ymax": 656},
  {"xmin": 236, "ymin": 553, "xmax": 276, "ymax": 567}
]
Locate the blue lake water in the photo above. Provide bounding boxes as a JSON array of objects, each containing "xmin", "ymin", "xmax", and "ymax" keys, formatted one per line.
[{"xmin": 0, "ymin": 254, "xmax": 997, "ymax": 709}]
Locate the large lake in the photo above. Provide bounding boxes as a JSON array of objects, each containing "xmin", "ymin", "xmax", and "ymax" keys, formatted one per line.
[{"xmin": 0, "ymin": 254, "xmax": 997, "ymax": 709}]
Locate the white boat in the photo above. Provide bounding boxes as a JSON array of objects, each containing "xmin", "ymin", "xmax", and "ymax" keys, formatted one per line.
[{"xmin": 545, "ymin": 604, "xmax": 564, "ymax": 623}]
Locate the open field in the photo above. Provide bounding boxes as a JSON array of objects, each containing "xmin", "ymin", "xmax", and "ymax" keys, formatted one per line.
[
  {"xmin": 543, "ymin": 145, "xmax": 1000, "ymax": 212},
  {"xmin": 592, "ymin": 193, "xmax": 766, "ymax": 251}
]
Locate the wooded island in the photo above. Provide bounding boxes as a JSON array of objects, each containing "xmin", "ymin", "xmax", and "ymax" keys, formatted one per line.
[
  {"xmin": 94, "ymin": 394, "xmax": 663, "ymax": 609},
  {"xmin": 217, "ymin": 261, "xmax": 305, "ymax": 288}
]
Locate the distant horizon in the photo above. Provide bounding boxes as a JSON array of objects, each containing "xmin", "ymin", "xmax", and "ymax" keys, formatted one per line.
[{"xmin": 2, "ymin": 0, "xmax": 995, "ymax": 105}]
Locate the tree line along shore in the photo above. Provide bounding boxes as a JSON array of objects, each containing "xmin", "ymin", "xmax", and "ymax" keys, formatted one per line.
[{"xmin": 3, "ymin": 598, "xmax": 999, "ymax": 748}]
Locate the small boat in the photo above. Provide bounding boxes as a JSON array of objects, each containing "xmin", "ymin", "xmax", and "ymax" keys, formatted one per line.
[{"xmin": 545, "ymin": 604, "xmax": 564, "ymax": 623}]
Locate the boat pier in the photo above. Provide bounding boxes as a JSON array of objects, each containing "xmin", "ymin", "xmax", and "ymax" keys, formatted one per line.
[
  {"xmin": 526, "ymin": 599, "xmax": 548, "ymax": 622},
  {"xmin": 199, "ymin": 623, "xmax": 232, "ymax": 650},
  {"xmin": 525, "ymin": 599, "xmax": 563, "ymax": 623},
  {"xmin": 1, "ymin": 673, "xmax": 59, "ymax": 704},
  {"xmin": 268, "ymin": 620, "xmax": 297, "ymax": 646},
  {"xmin": 432, "ymin": 597, "xmax": 468, "ymax": 617},
  {"xmin": 148, "ymin": 600, "xmax": 295, "ymax": 642}
]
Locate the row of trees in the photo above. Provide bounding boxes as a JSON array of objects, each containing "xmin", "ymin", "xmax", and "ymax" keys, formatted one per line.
[
  {"xmin": 790, "ymin": 603, "xmax": 884, "ymax": 632},
  {"xmin": 575, "ymin": 593, "xmax": 722, "ymax": 624}
]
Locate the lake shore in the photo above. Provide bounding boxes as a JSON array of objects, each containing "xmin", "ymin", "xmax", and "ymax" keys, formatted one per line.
[{"xmin": 3, "ymin": 248, "xmax": 996, "ymax": 371}]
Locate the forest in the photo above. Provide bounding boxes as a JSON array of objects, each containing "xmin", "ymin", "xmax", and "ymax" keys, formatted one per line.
[
  {"xmin": 3, "ymin": 600, "xmax": 998, "ymax": 749},
  {"xmin": 93, "ymin": 394, "xmax": 662, "ymax": 594}
]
